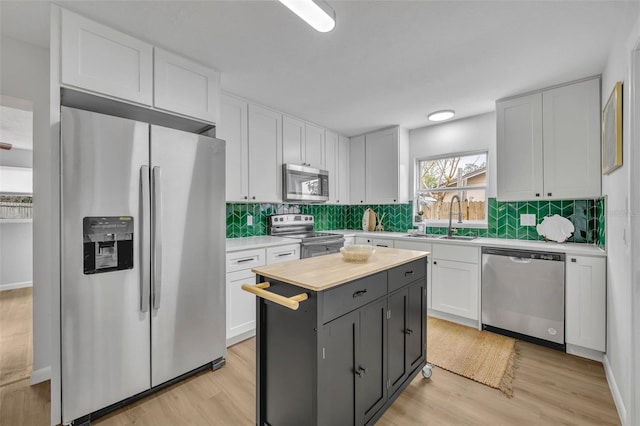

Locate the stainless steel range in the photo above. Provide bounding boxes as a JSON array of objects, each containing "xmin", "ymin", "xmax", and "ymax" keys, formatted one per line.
[{"xmin": 268, "ymin": 214, "xmax": 344, "ymax": 258}]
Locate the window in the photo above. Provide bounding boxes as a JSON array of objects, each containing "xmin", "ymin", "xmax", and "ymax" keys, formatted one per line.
[{"xmin": 415, "ymin": 151, "xmax": 488, "ymax": 225}]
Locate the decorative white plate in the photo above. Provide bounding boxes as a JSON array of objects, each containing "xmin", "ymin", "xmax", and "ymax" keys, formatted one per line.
[{"xmin": 536, "ymin": 214, "xmax": 575, "ymax": 243}]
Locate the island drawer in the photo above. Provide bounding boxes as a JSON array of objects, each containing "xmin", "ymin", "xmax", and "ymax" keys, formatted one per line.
[
  {"xmin": 388, "ymin": 259, "xmax": 426, "ymax": 293},
  {"xmin": 322, "ymin": 272, "xmax": 387, "ymax": 323}
]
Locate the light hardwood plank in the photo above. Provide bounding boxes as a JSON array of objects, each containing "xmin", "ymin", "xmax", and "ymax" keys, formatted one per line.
[{"xmin": 0, "ymin": 289, "xmax": 619, "ymax": 425}]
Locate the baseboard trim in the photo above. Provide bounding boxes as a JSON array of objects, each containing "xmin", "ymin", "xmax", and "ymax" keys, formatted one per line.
[
  {"xmin": 603, "ymin": 354, "xmax": 626, "ymax": 425},
  {"xmin": 30, "ymin": 366, "xmax": 51, "ymax": 385},
  {"xmin": 226, "ymin": 329, "xmax": 255, "ymax": 347},
  {"xmin": 0, "ymin": 281, "xmax": 32, "ymax": 291},
  {"xmin": 566, "ymin": 344, "xmax": 604, "ymax": 362}
]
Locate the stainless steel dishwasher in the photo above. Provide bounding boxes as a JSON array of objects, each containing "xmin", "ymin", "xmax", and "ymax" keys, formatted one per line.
[{"xmin": 481, "ymin": 247, "xmax": 565, "ymax": 350}]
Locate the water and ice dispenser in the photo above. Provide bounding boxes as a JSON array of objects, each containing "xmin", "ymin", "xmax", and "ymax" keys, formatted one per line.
[{"xmin": 83, "ymin": 216, "xmax": 134, "ymax": 274}]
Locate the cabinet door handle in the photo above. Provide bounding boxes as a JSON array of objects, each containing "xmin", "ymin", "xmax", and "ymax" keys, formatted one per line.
[
  {"xmin": 277, "ymin": 252, "xmax": 292, "ymax": 257},
  {"xmin": 237, "ymin": 257, "xmax": 254, "ymax": 263},
  {"xmin": 404, "ymin": 270, "xmax": 414, "ymax": 277},
  {"xmin": 376, "ymin": 244, "xmax": 388, "ymax": 247},
  {"xmin": 535, "ymin": 193, "xmax": 540, "ymax": 197},
  {"xmin": 353, "ymin": 289, "xmax": 368, "ymax": 298},
  {"xmin": 547, "ymin": 192, "xmax": 552, "ymax": 197},
  {"xmin": 404, "ymin": 328, "xmax": 414, "ymax": 335},
  {"xmin": 355, "ymin": 366, "xmax": 368, "ymax": 377}
]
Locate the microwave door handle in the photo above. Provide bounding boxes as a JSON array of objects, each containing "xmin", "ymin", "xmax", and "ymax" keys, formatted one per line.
[
  {"xmin": 152, "ymin": 166, "xmax": 162, "ymax": 310},
  {"xmin": 140, "ymin": 166, "xmax": 150, "ymax": 312}
]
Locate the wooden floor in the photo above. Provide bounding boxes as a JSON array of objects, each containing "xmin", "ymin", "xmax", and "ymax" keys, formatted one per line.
[{"xmin": 0, "ymin": 288, "xmax": 620, "ymax": 425}]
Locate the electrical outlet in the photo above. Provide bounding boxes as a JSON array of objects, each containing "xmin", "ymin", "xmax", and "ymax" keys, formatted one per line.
[
  {"xmin": 520, "ymin": 214, "xmax": 536, "ymax": 226},
  {"xmin": 247, "ymin": 215, "xmax": 253, "ymax": 226}
]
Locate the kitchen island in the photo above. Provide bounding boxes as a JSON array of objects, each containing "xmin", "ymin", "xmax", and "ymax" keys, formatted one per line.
[{"xmin": 246, "ymin": 247, "xmax": 430, "ymax": 426}]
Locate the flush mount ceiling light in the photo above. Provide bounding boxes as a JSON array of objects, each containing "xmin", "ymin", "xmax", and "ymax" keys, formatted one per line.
[
  {"xmin": 428, "ymin": 110, "xmax": 455, "ymax": 122},
  {"xmin": 279, "ymin": 0, "xmax": 336, "ymax": 33}
]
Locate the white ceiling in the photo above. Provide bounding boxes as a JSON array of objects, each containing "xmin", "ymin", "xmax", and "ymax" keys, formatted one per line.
[{"xmin": 1, "ymin": 0, "xmax": 638, "ymax": 136}]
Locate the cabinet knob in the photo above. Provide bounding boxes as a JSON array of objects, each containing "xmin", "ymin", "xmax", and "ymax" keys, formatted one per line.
[
  {"xmin": 571, "ymin": 258, "xmax": 577, "ymax": 263},
  {"xmin": 433, "ymin": 261, "xmax": 437, "ymax": 265},
  {"xmin": 535, "ymin": 193, "xmax": 540, "ymax": 197},
  {"xmin": 244, "ymin": 196, "xmax": 248, "ymax": 200},
  {"xmin": 547, "ymin": 192, "xmax": 552, "ymax": 197},
  {"xmin": 336, "ymin": 200, "xmax": 339, "ymax": 203},
  {"xmin": 252, "ymin": 196, "xmax": 256, "ymax": 200},
  {"xmin": 393, "ymin": 199, "xmax": 396, "ymax": 202},
  {"xmin": 355, "ymin": 366, "xmax": 368, "ymax": 377}
]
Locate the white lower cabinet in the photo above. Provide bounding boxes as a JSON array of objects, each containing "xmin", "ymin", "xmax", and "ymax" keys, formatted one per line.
[
  {"xmin": 266, "ymin": 244, "xmax": 300, "ymax": 265},
  {"xmin": 355, "ymin": 236, "xmax": 394, "ymax": 247},
  {"xmin": 430, "ymin": 244, "xmax": 480, "ymax": 321},
  {"xmin": 226, "ymin": 244, "xmax": 300, "ymax": 346},
  {"xmin": 226, "ymin": 269, "xmax": 259, "ymax": 344},
  {"xmin": 566, "ymin": 255, "xmax": 606, "ymax": 353},
  {"xmin": 394, "ymin": 240, "xmax": 433, "ymax": 308}
]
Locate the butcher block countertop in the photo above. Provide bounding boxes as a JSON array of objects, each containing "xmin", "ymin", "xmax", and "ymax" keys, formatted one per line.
[{"xmin": 251, "ymin": 246, "xmax": 430, "ymax": 292}]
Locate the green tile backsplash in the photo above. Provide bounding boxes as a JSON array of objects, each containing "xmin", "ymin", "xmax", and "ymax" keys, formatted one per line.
[{"xmin": 226, "ymin": 197, "xmax": 606, "ymax": 245}]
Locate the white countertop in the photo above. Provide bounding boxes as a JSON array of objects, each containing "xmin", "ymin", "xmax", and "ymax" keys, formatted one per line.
[
  {"xmin": 226, "ymin": 236, "xmax": 301, "ymax": 252},
  {"xmin": 226, "ymin": 230, "xmax": 605, "ymax": 257}
]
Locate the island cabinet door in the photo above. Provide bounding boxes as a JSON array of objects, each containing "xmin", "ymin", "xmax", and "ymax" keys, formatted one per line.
[
  {"xmin": 318, "ymin": 311, "xmax": 357, "ymax": 425},
  {"xmin": 356, "ymin": 299, "xmax": 388, "ymax": 425},
  {"xmin": 387, "ymin": 280, "xmax": 427, "ymax": 397},
  {"xmin": 406, "ymin": 280, "xmax": 427, "ymax": 371}
]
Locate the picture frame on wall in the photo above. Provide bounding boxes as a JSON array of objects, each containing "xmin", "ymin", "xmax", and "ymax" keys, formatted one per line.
[{"xmin": 602, "ymin": 81, "xmax": 623, "ymax": 175}]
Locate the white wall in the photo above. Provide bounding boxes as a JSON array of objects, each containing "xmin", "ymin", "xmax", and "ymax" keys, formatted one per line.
[
  {"xmin": 0, "ymin": 36, "xmax": 51, "ymax": 380},
  {"xmin": 0, "ymin": 223, "xmax": 33, "ymax": 288},
  {"xmin": 408, "ymin": 112, "xmax": 497, "ymax": 197},
  {"xmin": 601, "ymin": 10, "xmax": 640, "ymax": 425}
]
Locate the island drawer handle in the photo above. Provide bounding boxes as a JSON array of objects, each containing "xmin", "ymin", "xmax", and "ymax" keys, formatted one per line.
[
  {"xmin": 404, "ymin": 270, "xmax": 414, "ymax": 276},
  {"xmin": 241, "ymin": 282, "xmax": 308, "ymax": 311},
  {"xmin": 353, "ymin": 289, "xmax": 368, "ymax": 298}
]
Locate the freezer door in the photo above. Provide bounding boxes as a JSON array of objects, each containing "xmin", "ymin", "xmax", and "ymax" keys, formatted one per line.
[
  {"xmin": 150, "ymin": 125, "xmax": 226, "ymax": 386},
  {"xmin": 61, "ymin": 107, "xmax": 151, "ymax": 423}
]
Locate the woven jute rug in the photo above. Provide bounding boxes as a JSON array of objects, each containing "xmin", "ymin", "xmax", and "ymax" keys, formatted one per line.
[{"xmin": 427, "ymin": 316, "xmax": 518, "ymax": 397}]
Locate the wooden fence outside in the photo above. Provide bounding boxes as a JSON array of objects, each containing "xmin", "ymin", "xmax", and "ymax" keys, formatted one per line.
[{"xmin": 419, "ymin": 200, "xmax": 485, "ymax": 221}]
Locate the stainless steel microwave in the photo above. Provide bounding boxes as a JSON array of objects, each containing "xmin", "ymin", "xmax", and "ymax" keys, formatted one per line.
[{"xmin": 282, "ymin": 164, "xmax": 329, "ymax": 203}]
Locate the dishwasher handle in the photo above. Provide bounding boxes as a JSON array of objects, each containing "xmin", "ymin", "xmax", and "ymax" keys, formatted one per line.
[{"xmin": 509, "ymin": 256, "xmax": 532, "ymax": 264}]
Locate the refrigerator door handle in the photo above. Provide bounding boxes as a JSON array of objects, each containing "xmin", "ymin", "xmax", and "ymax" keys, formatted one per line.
[
  {"xmin": 152, "ymin": 166, "xmax": 162, "ymax": 310},
  {"xmin": 140, "ymin": 166, "xmax": 151, "ymax": 312}
]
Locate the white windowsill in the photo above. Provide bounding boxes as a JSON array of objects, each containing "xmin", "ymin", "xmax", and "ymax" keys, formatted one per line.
[{"xmin": 413, "ymin": 220, "xmax": 488, "ymax": 229}]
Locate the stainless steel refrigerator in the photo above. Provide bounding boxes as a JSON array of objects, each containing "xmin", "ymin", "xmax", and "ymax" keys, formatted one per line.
[{"xmin": 60, "ymin": 106, "xmax": 226, "ymax": 424}]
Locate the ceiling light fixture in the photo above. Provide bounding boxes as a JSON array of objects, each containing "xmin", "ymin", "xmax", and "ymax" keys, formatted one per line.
[
  {"xmin": 428, "ymin": 110, "xmax": 455, "ymax": 122},
  {"xmin": 279, "ymin": 0, "xmax": 336, "ymax": 33}
]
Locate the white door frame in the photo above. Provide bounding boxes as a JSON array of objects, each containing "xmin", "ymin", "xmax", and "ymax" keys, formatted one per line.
[{"xmin": 629, "ymin": 42, "xmax": 640, "ymax": 426}]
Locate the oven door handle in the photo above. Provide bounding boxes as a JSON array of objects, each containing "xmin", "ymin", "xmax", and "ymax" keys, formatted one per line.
[{"xmin": 301, "ymin": 238, "xmax": 345, "ymax": 247}]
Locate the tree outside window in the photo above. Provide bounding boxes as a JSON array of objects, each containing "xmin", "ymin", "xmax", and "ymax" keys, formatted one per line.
[{"xmin": 416, "ymin": 152, "xmax": 487, "ymax": 223}]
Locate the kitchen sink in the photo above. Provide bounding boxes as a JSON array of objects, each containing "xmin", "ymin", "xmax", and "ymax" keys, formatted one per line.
[
  {"xmin": 404, "ymin": 233, "xmax": 441, "ymax": 238},
  {"xmin": 438, "ymin": 235, "xmax": 478, "ymax": 241}
]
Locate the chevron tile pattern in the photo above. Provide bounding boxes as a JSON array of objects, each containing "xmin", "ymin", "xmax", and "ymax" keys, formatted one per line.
[{"xmin": 226, "ymin": 197, "xmax": 604, "ymax": 244}]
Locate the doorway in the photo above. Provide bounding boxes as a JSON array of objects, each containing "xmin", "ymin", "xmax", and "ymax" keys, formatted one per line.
[{"xmin": 0, "ymin": 94, "xmax": 34, "ymax": 388}]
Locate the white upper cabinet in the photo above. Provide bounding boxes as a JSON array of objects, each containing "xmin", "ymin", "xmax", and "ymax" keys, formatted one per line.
[
  {"xmin": 337, "ymin": 136, "xmax": 350, "ymax": 205},
  {"xmin": 304, "ymin": 124, "xmax": 325, "ymax": 169},
  {"xmin": 497, "ymin": 78, "xmax": 601, "ymax": 201},
  {"xmin": 153, "ymin": 48, "xmax": 221, "ymax": 124},
  {"xmin": 219, "ymin": 94, "xmax": 249, "ymax": 202},
  {"xmin": 350, "ymin": 127, "xmax": 409, "ymax": 204},
  {"xmin": 248, "ymin": 104, "xmax": 282, "ymax": 202},
  {"xmin": 542, "ymin": 79, "xmax": 601, "ymax": 199},
  {"xmin": 496, "ymin": 93, "xmax": 543, "ymax": 201},
  {"xmin": 60, "ymin": 9, "xmax": 220, "ymax": 123},
  {"xmin": 325, "ymin": 130, "xmax": 339, "ymax": 204},
  {"xmin": 61, "ymin": 9, "xmax": 153, "ymax": 105},
  {"xmin": 282, "ymin": 116, "xmax": 325, "ymax": 169},
  {"xmin": 366, "ymin": 127, "xmax": 400, "ymax": 204},
  {"xmin": 324, "ymin": 132, "xmax": 349, "ymax": 204},
  {"xmin": 349, "ymin": 135, "xmax": 366, "ymax": 204}
]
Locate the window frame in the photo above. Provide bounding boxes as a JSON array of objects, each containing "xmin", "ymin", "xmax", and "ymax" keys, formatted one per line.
[{"xmin": 414, "ymin": 149, "xmax": 489, "ymax": 228}]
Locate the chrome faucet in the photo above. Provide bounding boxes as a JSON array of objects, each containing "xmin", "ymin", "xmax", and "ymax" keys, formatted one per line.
[{"xmin": 448, "ymin": 195, "xmax": 463, "ymax": 238}]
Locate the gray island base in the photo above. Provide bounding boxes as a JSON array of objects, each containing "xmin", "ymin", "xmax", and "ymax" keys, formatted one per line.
[{"xmin": 247, "ymin": 247, "xmax": 430, "ymax": 426}]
